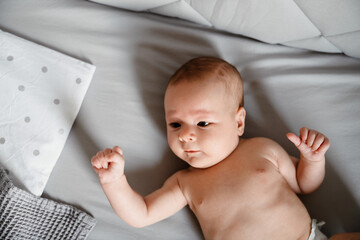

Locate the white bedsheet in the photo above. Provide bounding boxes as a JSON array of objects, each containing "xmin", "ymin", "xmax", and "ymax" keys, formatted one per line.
[{"xmin": 0, "ymin": 0, "xmax": 359, "ymax": 238}]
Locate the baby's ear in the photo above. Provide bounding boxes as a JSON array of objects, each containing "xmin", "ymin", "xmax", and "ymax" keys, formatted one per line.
[{"xmin": 236, "ymin": 107, "xmax": 246, "ymax": 136}]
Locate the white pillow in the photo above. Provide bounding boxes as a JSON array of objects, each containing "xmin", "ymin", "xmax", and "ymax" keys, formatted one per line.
[{"xmin": 0, "ymin": 30, "xmax": 96, "ymax": 196}]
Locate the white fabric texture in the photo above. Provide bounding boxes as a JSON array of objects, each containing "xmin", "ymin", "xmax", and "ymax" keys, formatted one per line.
[
  {"xmin": 0, "ymin": 30, "xmax": 96, "ymax": 196},
  {"xmin": 308, "ymin": 220, "xmax": 328, "ymax": 240},
  {"xmin": 89, "ymin": 0, "xmax": 360, "ymax": 58}
]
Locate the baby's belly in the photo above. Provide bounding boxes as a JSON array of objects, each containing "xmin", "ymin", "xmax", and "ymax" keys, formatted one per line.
[
  {"xmin": 189, "ymin": 171, "xmax": 311, "ymax": 240},
  {"xmin": 195, "ymin": 190, "xmax": 311, "ymax": 239}
]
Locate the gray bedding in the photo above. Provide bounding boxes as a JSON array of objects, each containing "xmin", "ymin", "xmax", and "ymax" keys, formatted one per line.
[{"xmin": 0, "ymin": 0, "xmax": 359, "ymax": 238}]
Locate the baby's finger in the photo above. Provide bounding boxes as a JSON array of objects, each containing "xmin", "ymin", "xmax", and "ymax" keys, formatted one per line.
[
  {"xmin": 286, "ymin": 133, "xmax": 301, "ymax": 147},
  {"xmin": 311, "ymin": 135, "xmax": 325, "ymax": 151},
  {"xmin": 317, "ymin": 137, "xmax": 330, "ymax": 154},
  {"xmin": 113, "ymin": 146, "xmax": 123, "ymax": 156},
  {"xmin": 104, "ymin": 150, "xmax": 124, "ymax": 169},
  {"xmin": 287, "ymin": 133, "xmax": 310, "ymax": 154},
  {"xmin": 94, "ymin": 151, "xmax": 107, "ymax": 168},
  {"xmin": 101, "ymin": 159, "xmax": 109, "ymax": 169},
  {"xmin": 104, "ymin": 148, "xmax": 112, "ymax": 155},
  {"xmin": 96, "ymin": 151, "xmax": 104, "ymax": 159},
  {"xmin": 100, "ymin": 153, "xmax": 112, "ymax": 169},
  {"xmin": 91, "ymin": 156, "xmax": 102, "ymax": 169},
  {"xmin": 306, "ymin": 130, "xmax": 317, "ymax": 147},
  {"xmin": 299, "ymin": 127, "xmax": 309, "ymax": 143}
]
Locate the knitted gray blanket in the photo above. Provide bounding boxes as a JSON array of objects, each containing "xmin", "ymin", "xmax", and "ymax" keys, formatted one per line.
[{"xmin": 0, "ymin": 168, "xmax": 96, "ymax": 239}]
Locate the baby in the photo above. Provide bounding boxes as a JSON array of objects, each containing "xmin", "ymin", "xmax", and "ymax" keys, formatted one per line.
[{"xmin": 92, "ymin": 57, "xmax": 331, "ymax": 239}]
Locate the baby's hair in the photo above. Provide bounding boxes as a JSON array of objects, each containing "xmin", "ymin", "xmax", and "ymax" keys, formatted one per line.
[{"xmin": 168, "ymin": 56, "xmax": 244, "ymax": 108}]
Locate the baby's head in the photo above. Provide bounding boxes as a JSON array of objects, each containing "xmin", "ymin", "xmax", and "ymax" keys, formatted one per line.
[{"xmin": 164, "ymin": 57, "xmax": 246, "ymax": 168}]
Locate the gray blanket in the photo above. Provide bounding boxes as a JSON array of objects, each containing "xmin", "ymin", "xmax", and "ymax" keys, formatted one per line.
[{"xmin": 0, "ymin": 168, "xmax": 96, "ymax": 239}]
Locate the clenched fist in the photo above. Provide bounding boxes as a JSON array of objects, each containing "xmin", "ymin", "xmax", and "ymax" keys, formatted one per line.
[{"xmin": 91, "ymin": 146, "xmax": 125, "ymax": 184}]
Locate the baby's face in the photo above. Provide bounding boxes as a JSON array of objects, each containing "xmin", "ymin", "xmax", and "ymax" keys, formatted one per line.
[{"xmin": 164, "ymin": 79, "xmax": 243, "ymax": 168}]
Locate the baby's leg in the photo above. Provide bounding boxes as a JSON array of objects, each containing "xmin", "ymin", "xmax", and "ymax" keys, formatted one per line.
[{"xmin": 330, "ymin": 233, "xmax": 360, "ymax": 240}]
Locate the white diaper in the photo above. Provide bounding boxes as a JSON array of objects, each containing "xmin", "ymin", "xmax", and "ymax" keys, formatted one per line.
[{"xmin": 308, "ymin": 219, "xmax": 328, "ymax": 240}]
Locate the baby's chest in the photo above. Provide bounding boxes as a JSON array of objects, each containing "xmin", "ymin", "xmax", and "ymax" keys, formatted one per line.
[{"xmin": 182, "ymin": 159, "xmax": 283, "ymax": 215}]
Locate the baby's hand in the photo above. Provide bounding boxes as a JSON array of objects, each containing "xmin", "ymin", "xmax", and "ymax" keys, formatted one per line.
[
  {"xmin": 91, "ymin": 146, "xmax": 125, "ymax": 184},
  {"xmin": 286, "ymin": 127, "xmax": 330, "ymax": 162}
]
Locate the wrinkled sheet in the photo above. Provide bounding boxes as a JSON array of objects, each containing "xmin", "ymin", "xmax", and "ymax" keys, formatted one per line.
[
  {"xmin": 90, "ymin": 0, "xmax": 360, "ymax": 58},
  {"xmin": 0, "ymin": 0, "xmax": 359, "ymax": 238}
]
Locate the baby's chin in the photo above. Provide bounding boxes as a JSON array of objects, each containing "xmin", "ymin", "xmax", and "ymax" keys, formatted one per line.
[
  {"xmin": 182, "ymin": 154, "xmax": 223, "ymax": 169},
  {"xmin": 183, "ymin": 148, "xmax": 238, "ymax": 169}
]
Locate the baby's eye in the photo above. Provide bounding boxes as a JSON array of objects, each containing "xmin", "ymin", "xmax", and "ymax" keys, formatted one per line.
[
  {"xmin": 169, "ymin": 122, "xmax": 181, "ymax": 129},
  {"xmin": 197, "ymin": 121, "xmax": 211, "ymax": 127}
]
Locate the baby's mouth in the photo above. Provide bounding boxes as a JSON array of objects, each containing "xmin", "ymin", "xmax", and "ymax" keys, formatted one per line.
[{"xmin": 184, "ymin": 150, "xmax": 200, "ymax": 154}]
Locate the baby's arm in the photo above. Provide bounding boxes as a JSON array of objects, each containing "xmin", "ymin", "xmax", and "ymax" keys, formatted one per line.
[
  {"xmin": 91, "ymin": 146, "xmax": 188, "ymax": 227},
  {"xmin": 286, "ymin": 127, "xmax": 330, "ymax": 194}
]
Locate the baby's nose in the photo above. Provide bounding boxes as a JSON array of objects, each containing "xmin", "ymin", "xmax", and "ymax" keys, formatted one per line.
[{"xmin": 179, "ymin": 129, "xmax": 196, "ymax": 142}]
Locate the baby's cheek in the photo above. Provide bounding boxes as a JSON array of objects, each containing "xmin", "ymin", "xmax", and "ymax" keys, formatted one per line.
[
  {"xmin": 168, "ymin": 137, "xmax": 179, "ymax": 154},
  {"xmin": 206, "ymin": 136, "xmax": 235, "ymax": 159}
]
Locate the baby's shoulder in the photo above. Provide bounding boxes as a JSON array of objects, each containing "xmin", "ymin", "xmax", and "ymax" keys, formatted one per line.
[
  {"xmin": 172, "ymin": 166, "xmax": 206, "ymax": 183},
  {"xmin": 240, "ymin": 137, "xmax": 281, "ymax": 150},
  {"xmin": 170, "ymin": 167, "xmax": 194, "ymax": 180},
  {"xmin": 239, "ymin": 137, "xmax": 286, "ymax": 163}
]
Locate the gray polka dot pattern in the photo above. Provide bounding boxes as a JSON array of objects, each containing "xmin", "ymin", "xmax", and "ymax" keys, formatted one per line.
[
  {"xmin": 24, "ymin": 117, "xmax": 31, "ymax": 123},
  {"xmin": 33, "ymin": 150, "xmax": 40, "ymax": 156},
  {"xmin": 1, "ymin": 30, "xmax": 95, "ymax": 196},
  {"xmin": 18, "ymin": 85, "xmax": 25, "ymax": 91}
]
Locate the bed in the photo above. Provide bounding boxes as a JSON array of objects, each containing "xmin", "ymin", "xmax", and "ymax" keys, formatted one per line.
[{"xmin": 0, "ymin": 0, "xmax": 359, "ymax": 239}]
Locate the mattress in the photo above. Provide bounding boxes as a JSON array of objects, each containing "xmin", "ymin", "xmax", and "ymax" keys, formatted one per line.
[{"xmin": 0, "ymin": 0, "xmax": 359, "ymax": 238}]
